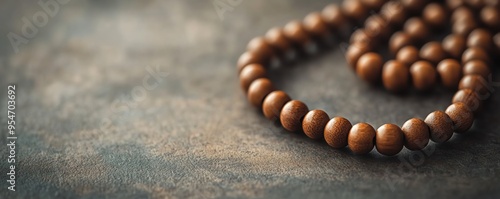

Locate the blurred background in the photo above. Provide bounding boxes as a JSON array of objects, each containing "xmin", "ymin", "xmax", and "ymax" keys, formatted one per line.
[{"xmin": 0, "ymin": 0, "xmax": 499, "ymax": 198}]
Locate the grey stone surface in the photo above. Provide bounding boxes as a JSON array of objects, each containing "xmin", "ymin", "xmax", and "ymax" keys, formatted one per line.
[{"xmin": 0, "ymin": 0, "xmax": 499, "ymax": 198}]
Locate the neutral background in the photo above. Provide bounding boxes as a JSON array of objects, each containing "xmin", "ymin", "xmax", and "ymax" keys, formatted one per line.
[{"xmin": 1, "ymin": 0, "xmax": 500, "ymax": 198}]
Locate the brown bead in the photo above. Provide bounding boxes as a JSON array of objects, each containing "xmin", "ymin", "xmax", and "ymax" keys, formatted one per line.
[
  {"xmin": 280, "ymin": 100, "xmax": 309, "ymax": 132},
  {"xmin": 467, "ymin": 29, "xmax": 493, "ymax": 51},
  {"xmin": 453, "ymin": 89, "xmax": 481, "ymax": 111},
  {"xmin": 423, "ymin": 3, "xmax": 448, "ymax": 28},
  {"xmin": 404, "ymin": 17, "xmax": 430, "ymax": 41},
  {"xmin": 396, "ymin": 46, "xmax": 419, "ymax": 66},
  {"xmin": 345, "ymin": 43, "xmax": 371, "ymax": 70},
  {"xmin": 376, "ymin": 124, "xmax": 404, "ymax": 156},
  {"xmin": 462, "ymin": 47, "xmax": 490, "ymax": 63},
  {"xmin": 451, "ymin": 6, "xmax": 474, "ymax": 23},
  {"xmin": 356, "ymin": 52, "xmax": 383, "ymax": 84},
  {"xmin": 303, "ymin": 12, "xmax": 330, "ymax": 38},
  {"xmin": 302, "ymin": 110, "xmax": 330, "ymax": 139},
  {"xmin": 445, "ymin": 102, "xmax": 474, "ymax": 134},
  {"xmin": 466, "ymin": 0, "xmax": 484, "ymax": 9},
  {"xmin": 463, "ymin": 60, "xmax": 491, "ymax": 79},
  {"xmin": 342, "ymin": 0, "xmax": 369, "ymax": 23},
  {"xmin": 401, "ymin": 0, "xmax": 427, "ymax": 13},
  {"xmin": 410, "ymin": 61, "xmax": 437, "ymax": 91},
  {"xmin": 453, "ymin": 18, "xmax": 477, "ymax": 36},
  {"xmin": 322, "ymin": 4, "xmax": 349, "ymax": 34},
  {"xmin": 324, "ymin": 117, "xmax": 352, "ymax": 148},
  {"xmin": 350, "ymin": 29, "xmax": 376, "ymax": 49},
  {"xmin": 389, "ymin": 31, "xmax": 413, "ymax": 55},
  {"xmin": 360, "ymin": 0, "xmax": 386, "ymax": 10},
  {"xmin": 380, "ymin": 1, "xmax": 406, "ymax": 26},
  {"xmin": 262, "ymin": 90, "xmax": 291, "ymax": 121},
  {"xmin": 237, "ymin": 51, "xmax": 266, "ymax": 74},
  {"xmin": 402, "ymin": 118, "xmax": 430, "ymax": 150},
  {"xmin": 284, "ymin": 20, "xmax": 311, "ymax": 46},
  {"xmin": 382, "ymin": 60, "xmax": 409, "ymax": 92},
  {"xmin": 459, "ymin": 75, "xmax": 491, "ymax": 95},
  {"xmin": 247, "ymin": 78, "xmax": 274, "ymax": 107},
  {"xmin": 442, "ymin": 34, "xmax": 466, "ymax": 59},
  {"xmin": 348, "ymin": 123, "xmax": 376, "ymax": 155},
  {"xmin": 420, "ymin": 42, "xmax": 447, "ymax": 64},
  {"xmin": 240, "ymin": 64, "xmax": 267, "ymax": 92},
  {"xmin": 424, "ymin": 111, "xmax": 454, "ymax": 143},
  {"xmin": 437, "ymin": 59, "xmax": 462, "ymax": 89},
  {"xmin": 265, "ymin": 27, "xmax": 292, "ymax": 53},
  {"xmin": 481, "ymin": 6, "xmax": 500, "ymax": 30},
  {"xmin": 446, "ymin": 0, "xmax": 465, "ymax": 10},
  {"xmin": 247, "ymin": 37, "xmax": 274, "ymax": 61},
  {"xmin": 364, "ymin": 14, "xmax": 391, "ymax": 40},
  {"xmin": 485, "ymin": 0, "xmax": 500, "ymax": 7}
]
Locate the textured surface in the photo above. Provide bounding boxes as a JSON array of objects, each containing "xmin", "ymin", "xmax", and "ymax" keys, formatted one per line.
[{"xmin": 1, "ymin": 0, "xmax": 500, "ymax": 198}]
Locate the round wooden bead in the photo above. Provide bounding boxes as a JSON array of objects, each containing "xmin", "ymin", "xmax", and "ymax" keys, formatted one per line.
[
  {"xmin": 265, "ymin": 27, "xmax": 292, "ymax": 53},
  {"xmin": 453, "ymin": 18, "xmax": 477, "ymax": 36},
  {"xmin": 402, "ymin": 118, "xmax": 430, "ymax": 150},
  {"xmin": 237, "ymin": 51, "xmax": 266, "ymax": 74},
  {"xmin": 389, "ymin": 31, "xmax": 413, "ymax": 54},
  {"xmin": 463, "ymin": 60, "xmax": 491, "ymax": 79},
  {"xmin": 382, "ymin": 60, "xmax": 409, "ymax": 92},
  {"xmin": 348, "ymin": 123, "xmax": 376, "ymax": 155},
  {"xmin": 459, "ymin": 75, "xmax": 490, "ymax": 95},
  {"xmin": 364, "ymin": 14, "xmax": 390, "ymax": 40},
  {"xmin": 247, "ymin": 37, "xmax": 274, "ymax": 61},
  {"xmin": 346, "ymin": 43, "xmax": 371, "ymax": 70},
  {"xmin": 304, "ymin": 12, "xmax": 330, "ymax": 38},
  {"xmin": 302, "ymin": 110, "xmax": 330, "ymax": 139},
  {"xmin": 380, "ymin": 1, "xmax": 406, "ymax": 26},
  {"xmin": 410, "ymin": 61, "xmax": 437, "ymax": 91},
  {"xmin": 442, "ymin": 34, "xmax": 466, "ymax": 59},
  {"xmin": 376, "ymin": 124, "xmax": 404, "ymax": 156},
  {"xmin": 445, "ymin": 102, "xmax": 474, "ymax": 133},
  {"xmin": 401, "ymin": 0, "xmax": 427, "ymax": 13},
  {"xmin": 424, "ymin": 111, "xmax": 454, "ymax": 143},
  {"xmin": 451, "ymin": 6, "xmax": 474, "ymax": 23},
  {"xmin": 420, "ymin": 41, "xmax": 447, "ymax": 64},
  {"xmin": 247, "ymin": 78, "xmax": 274, "ymax": 107},
  {"xmin": 396, "ymin": 46, "xmax": 419, "ymax": 66},
  {"xmin": 240, "ymin": 64, "xmax": 266, "ymax": 92},
  {"xmin": 356, "ymin": 52, "xmax": 383, "ymax": 84},
  {"xmin": 404, "ymin": 17, "xmax": 430, "ymax": 41},
  {"xmin": 481, "ymin": 6, "xmax": 500, "ymax": 30},
  {"xmin": 467, "ymin": 29, "xmax": 493, "ymax": 51},
  {"xmin": 324, "ymin": 117, "xmax": 352, "ymax": 148},
  {"xmin": 322, "ymin": 4, "xmax": 349, "ymax": 33},
  {"xmin": 342, "ymin": 0, "xmax": 369, "ymax": 22},
  {"xmin": 262, "ymin": 91, "xmax": 291, "ymax": 121},
  {"xmin": 350, "ymin": 29, "xmax": 376, "ymax": 49},
  {"xmin": 423, "ymin": 3, "xmax": 448, "ymax": 28},
  {"xmin": 437, "ymin": 59, "xmax": 462, "ymax": 89},
  {"xmin": 280, "ymin": 100, "xmax": 309, "ymax": 132},
  {"xmin": 446, "ymin": 0, "xmax": 465, "ymax": 10},
  {"xmin": 284, "ymin": 20, "xmax": 311, "ymax": 46},
  {"xmin": 453, "ymin": 89, "xmax": 481, "ymax": 111},
  {"xmin": 360, "ymin": 0, "xmax": 386, "ymax": 10},
  {"xmin": 462, "ymin": 47, "xmax": 490, "ymax": 63}
]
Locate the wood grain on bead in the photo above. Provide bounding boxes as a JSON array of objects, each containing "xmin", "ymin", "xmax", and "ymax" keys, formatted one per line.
[
  {"xmin": 382, "ymin": 60, "xmax": 409, "ymax": 92},
  {"xmin": 348, "ymin": 123, "xmax": 376, "ymax": 155},
  {"xmin": 396, "ymin": 46, "xmax": 419, "ymax": 66},
  {"xmin": 239, "ymin": 64, "xmax": 266, "ymax": 92},
  {"xmin": 247, "ymin": 37, "xmax": 274, "ymax": 61},
  {"xmin": 463, "ymin": 60, "xmax": 491, "ymax": 79},
  {"xmin": 442, "ymin": 34, "xmax": 466, "ymax": 59},
  {"xmin": 445, "ymin": 102, "xmax": 474, "ymax": 134},
  {"xmin": 437, "ymin": 59, "xmax": 462, "ymax": 89},
  {"xmin": 247, "ymin": 78, "xmax": 274, "ymax": 107},
  {"xmin": 302, "ymin": 110, "xmax": 330, "ymax": 139},
  {"xmin": 280, "ymin": 100, "xmax": 309, "ymax": 132},
  {"xmin": 424, "ymin": 111, "xmax": 454, "ymax": 143},
  {"xmin": 453, "ymin": 89, "xmax": 481, "ymax": 112},
  {"xmin": 404, "ymin": 17, "xmax": 429, "ymax": 41},
  {"xmin": 410, "ymin": 61, "xmax": 437, "ymax": 91},
  {"xmin": 356, "ymin": 52, "xmax": 383, "ymax": 84},
  {"xmin": 459, "ymin": 75, "xmax": 491, "ymax": 95},
  {"xmin": 389, "ymin": 31, "xmax": 413, "ymax": 54},
  {"xmin": 346, "ymin": 43, "xmax": 371, "ymax": 70},
  {"xmin": 402, "ymin": 118, "xmax": 429, "ymax": 150},
  {"xmin": 420, "ymin": 42, "xmax": 447, "ymax": 64},
  {"xmin": 324, "ymin": 117, "xmax": 352, "ymax": 148},
  {"xmin": 237, "ymin": 51, "xmax": 266, "ymax": 74},
  {"xmin": 462, "ymin": 47, "xmax": 490, "ymax": 63},
  {"xmin": 262, "ymin": 91, "xmax": 291, "ymax": 121},
  {"xmin": 376, "ymin": 124, "xmax": 404, "ymax": 156},
  {"xmin": 265, "ymin": 27, "xmax": 292, "ymax": 53}
]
